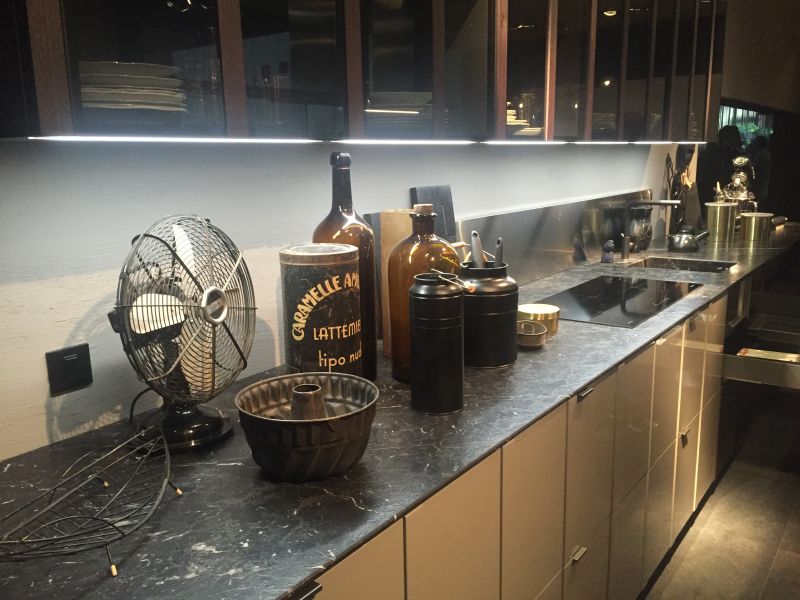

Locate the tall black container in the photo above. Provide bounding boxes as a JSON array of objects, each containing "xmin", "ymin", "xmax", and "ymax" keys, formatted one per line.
[
  {"xmin": 410, "ymin": 273, "xmax": 464, "ymax": 414},
  {"xmin": 460, "ymin": 261, "xmax": 518, "ymax": 368},
  {"xmin": 279, "ymin": 243, "xmax": 363, "ymax": 376}
]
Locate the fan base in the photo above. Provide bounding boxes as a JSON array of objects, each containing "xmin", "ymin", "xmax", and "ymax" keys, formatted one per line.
[{"xmin": 137, "ymin": 403, "xmax": 233, "ymax": 451}]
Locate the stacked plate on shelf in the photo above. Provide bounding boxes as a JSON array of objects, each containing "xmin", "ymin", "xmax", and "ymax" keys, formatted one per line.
[{"xmin": 78, "ymin": 61, "xmax": 187, "ymax": 112}]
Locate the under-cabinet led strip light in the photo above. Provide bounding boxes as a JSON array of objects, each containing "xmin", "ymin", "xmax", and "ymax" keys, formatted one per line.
[
  {"xmin": 28, "ymin": 135, "xmax": 320, "ymax": 144},
  {"xmin": 29, "ymin": 136, "xmax": 705, "ymax": 146}
]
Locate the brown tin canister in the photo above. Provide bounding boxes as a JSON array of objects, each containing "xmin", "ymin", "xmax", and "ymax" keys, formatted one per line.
[{"xmin": 279, "ymin": 243, "xmax": 363, "ymax": 376}]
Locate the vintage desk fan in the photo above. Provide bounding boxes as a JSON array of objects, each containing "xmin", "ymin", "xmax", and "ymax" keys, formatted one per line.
[{"xmin": 109, "ymin": 214, "xmax": 256, "ymax": 449}]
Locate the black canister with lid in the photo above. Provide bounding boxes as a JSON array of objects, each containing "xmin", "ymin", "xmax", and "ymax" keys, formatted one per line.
[
  {"xmin": 460, "ymin": 261, "xmax": 518, "ymax": 368},
  {"xmin": 409, "ymin": 273, "xmax": 464, "ymax": 414}
]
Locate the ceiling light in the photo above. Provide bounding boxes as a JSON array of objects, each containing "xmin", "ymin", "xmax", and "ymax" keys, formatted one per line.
[
  {"xmin": 603, "ymin": 79, "xmax": 612, "ymax": 87},
  {"xmin": 603, "ymin": 9, "xmax": 617, "ymax": 17},
  {"xmin": 574, "ymin": 103, "xmax": 579, "ymax": 109}
]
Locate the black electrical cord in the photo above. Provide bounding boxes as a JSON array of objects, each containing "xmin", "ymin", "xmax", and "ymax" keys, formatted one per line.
[{"xmin": 129, "ymin": 388, "xmax": 155, "ymax": 425}]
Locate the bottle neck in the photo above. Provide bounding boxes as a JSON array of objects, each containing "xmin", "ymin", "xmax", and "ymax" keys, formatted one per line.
[
  {"xmin": 331, "ymin": 167, "xmax": 353, "ymax": 213},
  {"xmin": 412, "ymin": 215, "xmax": 435, "ymax": 236}
]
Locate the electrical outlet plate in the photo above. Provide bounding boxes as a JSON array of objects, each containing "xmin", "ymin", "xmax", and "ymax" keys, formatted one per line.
[{"xmin": 45, "ymin": 343, "xmax": 93, "ymax": 396}]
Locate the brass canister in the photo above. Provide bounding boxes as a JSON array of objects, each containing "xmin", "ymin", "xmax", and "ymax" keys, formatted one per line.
[
  {"xmin": 518, "ymin": 303, "xmax": 560, "ymax": 335},
  {"xmin": 740, "ymin": 212, "xmax": 773, "ymax": 243},
  {"xmin": 705, "ymin": 202, "xmax": 737, "ymax": 242}
]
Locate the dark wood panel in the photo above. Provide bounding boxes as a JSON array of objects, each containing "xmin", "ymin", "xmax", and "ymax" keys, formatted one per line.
[
  {"xmin": 26, "ymin": 0, "xmax": 72, "ymax": 135},
  {"xmin": 343, "ymin": 0, "xmax": 364, "ymax": 138},
  {"xmin": 432, "ymin": 0, "xmax": 446, "ymax": 136},
  {"xmin": 583, "ymin": 0, "xmax": 598, "ymax": 140},
  {"xmin": 493, "ymin": 0, "xmax": 508, "ymax": 138},
  {"xmin": 543, "ymin": 0, "xmax": 558, "ymax": 141},
  {"xmin": 218, "ymin": 0, "xmax": 248, "ymax": 137}
]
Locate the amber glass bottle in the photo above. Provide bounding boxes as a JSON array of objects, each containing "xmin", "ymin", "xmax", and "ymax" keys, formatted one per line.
[
  {"xmin": 312, "ymin": 152, "xmax": 377, "ymax": 381},
  {"xmin": 387, "ymin": 204, "xmax": 460, "ymax": 382}
]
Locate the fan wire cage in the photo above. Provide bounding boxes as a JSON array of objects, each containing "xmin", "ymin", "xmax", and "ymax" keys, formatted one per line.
[{"xmin": 111, "ymin": 215, "xmax": 256, "ymax": 449}]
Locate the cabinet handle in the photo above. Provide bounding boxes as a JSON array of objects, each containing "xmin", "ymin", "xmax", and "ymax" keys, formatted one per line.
[
  {"xmin": 577, "ymin": 387, "xmax": 594, "ymax": 401},
  {"xmin": 288, "ymin": 581, "xmax": 322, "ymax": 600},
  {"xmin": 571, "ymin": 545, "xmax": 588, "ymax": 563}
]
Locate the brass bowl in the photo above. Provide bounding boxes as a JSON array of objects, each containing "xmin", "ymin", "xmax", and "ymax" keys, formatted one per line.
[
  {"xmin": 518, "ymin": 320, "xmax": 547, "ymax": 349},
  {"xmin": 518, "ymin": 303, "xmax": 560, "ymax": 335}
]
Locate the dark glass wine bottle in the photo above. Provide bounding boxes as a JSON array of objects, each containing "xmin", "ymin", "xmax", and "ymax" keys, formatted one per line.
[
  {"xmin": 312, "ymin": 152, "xmax": 377, "ymax": 381},
  {"xmin": 387, "ymin": 204, "xmax": 460, "ymax": 382}
]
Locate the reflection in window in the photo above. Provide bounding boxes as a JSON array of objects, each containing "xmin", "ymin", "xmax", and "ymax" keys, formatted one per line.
[
  {"xmin": 506, "ymin": 0, "xmax": 548, "ymax": 138},
  {"xmin": 669, "ymin": 0, "xmax": 696, "ymax": 140},
  {"xmin": 621, "ymin": 0, "xmax": 654, "ymax": 141},
  {"xmin": 592, "ymin": 0, "xmax": 623, "ymax": 139},
  {"xmin": 647, "ymin": 0, "xmax": 676, "ymax": 139},
  {"xmin": 62, "ymin": 0, "xmax": 226, "ymax": 136},
  {"xmin": 362, "ymin": 0, "xmax": 433, "ymax": 138},
  {"xmin": 554, "ymin": 0, "xmax": 592, "ymax": 140},
  {"xmin": 361, "ymin": 0, "xmax": 490, "ymax": 139},
  {"xmin": 688, "ymin": 0, "xmax": 713, "ymax": 140},
  {"xmin": 241, "ymin": 0, "xmax": 345, "ymax": 139}
]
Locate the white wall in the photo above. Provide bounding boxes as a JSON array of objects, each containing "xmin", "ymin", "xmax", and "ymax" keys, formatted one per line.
[{"xmin": 0, "ymin": 139, "xmax": 676, "ymax": 459}]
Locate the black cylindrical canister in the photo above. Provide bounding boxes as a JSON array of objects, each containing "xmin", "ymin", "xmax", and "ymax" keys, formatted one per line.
[
  {"xmin": 410, "ymin": 273, "xmax": 464, "ymax": 414},
  {"xmin": 460, "ymin": 261, "xmax": 518, "ymax": 368},
  {"xmin": 279, "ymin": 243, "xmax": 362, "ymax": 375}
]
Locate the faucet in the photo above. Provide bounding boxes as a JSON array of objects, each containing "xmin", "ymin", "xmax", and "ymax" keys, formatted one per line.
[{"xmin": 621, "ymin": 194, "xmax": 681, "ymax": 260}]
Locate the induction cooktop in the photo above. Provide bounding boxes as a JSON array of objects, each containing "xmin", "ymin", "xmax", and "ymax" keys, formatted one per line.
[{"xmin": 537, "ymin": 276, "xmax": 702, "ymax": 329}]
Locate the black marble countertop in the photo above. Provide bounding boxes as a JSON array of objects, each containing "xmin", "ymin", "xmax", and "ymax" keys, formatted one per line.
[{"xmin": 2, "ymin": 225, "xmax": 798, "ymax": 600}]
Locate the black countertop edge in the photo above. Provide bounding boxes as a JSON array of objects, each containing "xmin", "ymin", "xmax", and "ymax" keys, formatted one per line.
[{"xmin": 1, "ymin": 225, "xmax": 798, "ymax": 600}]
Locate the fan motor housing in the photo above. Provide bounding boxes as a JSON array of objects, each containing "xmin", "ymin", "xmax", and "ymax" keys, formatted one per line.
[{"xmin": 201, "ymin": 286, "xmax": 228, "ymax": 325}]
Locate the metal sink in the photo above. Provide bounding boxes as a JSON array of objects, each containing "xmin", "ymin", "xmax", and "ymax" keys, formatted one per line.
[{"xmin": 627, "ymin": 257, "xmax": 737, "ymax": 273}]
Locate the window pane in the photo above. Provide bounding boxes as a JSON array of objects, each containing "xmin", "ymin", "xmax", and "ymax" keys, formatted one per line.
[
  {"xmin": 506, "ymin": 0, "xmax": 548, "ymax": 139},
  {"xmin": 554, "ymin": 0, "xmax": 592, "ymax": 140},
  {"xmin": 647, "ymin": 0, "xmax": 676, "ymax": 139},
  {"xmin": 241, "ymin": 0, "xmax": 345, "ymax": 139},
  {"xmin": 688, "ymin": 0, "xmax": 713, "ymax": 140},
  {"xmin": 592, "ymin": 0, "xmax": 624, "ymax": 139},
  {"xmin": 621, "ymin": 0, "xmax": 654, "ymax": 141},
  {"xmin": 669, "ymin": 0, "xmax": 695, "ymax": 139},
  {"xmin": 362, "ymin": 0, "xmax": 434, "ymax": 138},
  {"xmin": 62, "ymin": 0, "xmax": 225, "ymax": 135}
]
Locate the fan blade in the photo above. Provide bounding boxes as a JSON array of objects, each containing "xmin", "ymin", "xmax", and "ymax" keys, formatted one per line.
[
  {"xmin": 172, "ymin": 224, "xmax": 196, "ymax": 275},
  {"xmin": 129, "ymin": 293, "xmax": 185, "ymax": 334},
  {"xmin": 178, "ymin": 321, "xmax": 215, "ymax": 396}
]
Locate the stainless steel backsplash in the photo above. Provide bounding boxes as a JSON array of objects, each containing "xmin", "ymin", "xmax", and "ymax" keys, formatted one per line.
[{"xmin": 457, "ymin": 189, "xmax": 671, "ymax": 286}]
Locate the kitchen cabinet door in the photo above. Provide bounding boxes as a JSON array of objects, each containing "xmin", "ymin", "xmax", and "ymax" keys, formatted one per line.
[
  {"xmin": 564, "ymin": 371, "xmax": 616, "ymax": 573},
  {"xmin": 696, "ymin": 390, "xmax": 721, "ymax": 506},
  {"xmin": 405, "ymin": 451, "xmax": 501, "ymax": 600},
  {"xmin": 60, "ymin": 0, "xmax": 234, "ymax": 136},
  {"xmin": 502, "ymin": 404, "xmax": 567, "ymax": 600},
  {"xmin": 672, "ymin": 412, "xmax": 700, "ymax": 539},
  {"xmin": 643, "ymin": 439, "xmax": 676, "ymax": 578},
  {"xmin": 240, "ymin": 0, "xmax": 346, "ymax": 140},
  {"xmin": 562, "ymin": 515, "xmax": 611, "ymax": 600},
  {"xmin": 608, "ymin": 475, "xmax": 647, "ymax": 600},
  {"xmin": 650, "ymin": 324, "xmax": 683, "ymax": 466},
  {"xmin": 317, "ymin": 520, "xmax": 404, "ymax": 600},
  {"xmin": 680, "ymin": 311, "xmax": 707, "ymax": 432},
  {"xmin": 613, "ymin": 345, "xmax": 655, "ymax": 508},
  {"xmin": 703, "ymin": 295, "xmax": 728, "ymax": 405}
]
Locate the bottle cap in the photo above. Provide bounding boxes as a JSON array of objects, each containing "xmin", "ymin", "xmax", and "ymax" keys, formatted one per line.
[
  {"xmin": 330, "ymin": 152, "xmax": 351, "ymax": 167},
  {"xmin": 413, "ymin": 203, "xmax": 434, "ymax": 214}
]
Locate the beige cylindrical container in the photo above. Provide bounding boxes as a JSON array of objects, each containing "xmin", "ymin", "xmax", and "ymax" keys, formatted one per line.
[
  {"xmin": 518, "ymin": 303, "xmax": 560, "ymax": 335},
  {"xmin": 705, "ymin": 202, "xmax": 737, "ymax": 242},
  {"xmin": 740, "ymin": 212, "xmax": 773, "ymax": 243},
  {"xmin": 379, "ymin": 209, "xmax": 414, "ymax": 357}
]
